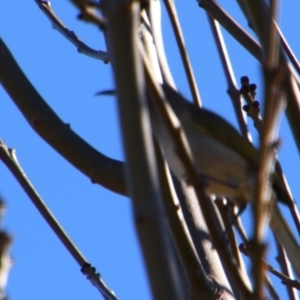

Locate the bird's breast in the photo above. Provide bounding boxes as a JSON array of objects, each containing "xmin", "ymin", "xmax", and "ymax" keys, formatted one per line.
[{"xmin": 153, "ymin": 116, "xmax": 253, "ymax": 201}]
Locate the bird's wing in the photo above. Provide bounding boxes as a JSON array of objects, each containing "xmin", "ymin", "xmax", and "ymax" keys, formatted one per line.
[
  {"xmin": 161, "ymin": 84, "xmax": 258, "ymax": 165},
  {"xmin": 162, "ymin": 84, "xmax": 292, "ymax": 203},
  {"xmin": 189, "ymin": 105, "xmax": 258, "ymax": 165}
]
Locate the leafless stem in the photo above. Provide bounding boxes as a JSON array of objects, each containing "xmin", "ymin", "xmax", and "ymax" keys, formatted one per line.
[
  {"xmin": 198, "ymin": 0, "xmax": 262, "ymax": 61},
  {"xmin": 0, "ymin": 139, "xmax": 118, "ymax": 300},
  {"xmin": 214, "ymin": 199, "xmax": 247, "ymax": 273},
  {"xmin": 252, "ymin": 66, "xmax": 286, "ymax": 299},
  {"xmin": 102, "ymin": 1, "xmax": 181, "ymax": 298},
  {"xmin": 240, "ymin": 76, "xmax": 300, "ymax": 239},
  {"xmin": 240, "ymin": 242, "xmax": 300, "ymax": 291},
  {"xmin": 266, "ymin": 0, "xmax": 280, "ymax": 68},
  {"xmin": 35, "ymin": 0, "xmax": 108, "ymax": 62},
  {"xmin": 163, "ymin": 0, "xmax": 201, "ymax": 106},
  {"xmin": 0, "ymin": 38, "xmax": 126, "ymax": 196},
  {"xmin": 275, "ymin": 23, "xmax": 300, "ymax": 75},
  {"xmin": 275, "ymin": 238, "xmax": 299, "ymax": 299},
  {"xmin": 207, "ymin": 15, "xmax": 250, "ymax": 141},
  {"xmin": 200, "ymin": 0, "xmax": 300, "ymax": 154},
  {"xmin": 145, "ymin": 0, "xmax": 176, "ymax": 87}
]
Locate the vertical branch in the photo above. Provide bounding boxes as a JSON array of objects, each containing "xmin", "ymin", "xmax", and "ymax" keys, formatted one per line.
[
  {"xmin": 198, "ymin": 0, "xmax": 262, "ymax": 61},
  {"xmin": 275, "ymin": 239, "xmax": 299, "ymax": 300},
  {"xmin": 253, "ymin": 67, "xmax": 285, "ymax": 298},
  {"xmin": 146, "ymin": 0, "xmax": 176, "ymax": 87},
  {"xmin": 0, "ymin": 139, "xmax": 117, "ymax": 300},
  {"xmin": 207, "ymin": 15, "xmax": 251, "ymax": 141},
  {"xmin": 266, "ymin": 0, "xmax": 280, "ymax": 68},
  {"xmin": 102, "ymin": 1, "xmax": 180, "ymax": 299},
  {"xmin": 239, "ymin": 1, "xmax": 283, "ymax": 298},
  {"xmin": 163, "ymin": 0, "xmax": 201, "ymax": 106}
]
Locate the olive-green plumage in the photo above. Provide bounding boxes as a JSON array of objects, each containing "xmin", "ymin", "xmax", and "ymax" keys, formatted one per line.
[
  {"xmin": 149, "ymin": 83, "xmax": 300, "ymax": 277},
  {"xmin": 160, "ymin": 84, "xmax": 291, "ymax": 205}
]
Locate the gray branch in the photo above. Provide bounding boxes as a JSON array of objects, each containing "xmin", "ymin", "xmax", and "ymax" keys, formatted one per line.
[
  {"xmin": 0, "ymin": 38, "xmax": 126, "ymax": 196},
  {"xmin": 35, "ymin": 0, "xmax": 109, "ymax": 62}
]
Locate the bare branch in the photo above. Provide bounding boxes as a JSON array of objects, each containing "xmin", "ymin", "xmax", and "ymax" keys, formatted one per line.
[
  {"xmin": 0, "ymin": 139, "xmax": 118, "ymax": 300},
  {"xmin": 163, "ymin": 0, "xmax": 201, "ymax": 106},
  {"xmin": 275, "ymin": 239, "xmax": 299, "ymax": 300},
  {"xmin": 207, "ymin": 15, "xmax": 251, "ymax": 141},
  {"xmin": 0, "ymin": 38, "xmax": 126, "ymax": 196},
  {"xmin": 275, "ymin": 23, "xmax": 300, "ymax": 76},
  {"xmin": 145, "ymin": 0, "xmax": 176, "ymax": 87},
  {"xmin": 198, "ymin": 0, "xmax": 262, "ymax": 61},
  {"xmin": 35, "ymin": 0, "xmax": 108, "ymax": 62},
  {"xmin": 101, "ymin": 1, "xmax": 181, "ymax": 298}
]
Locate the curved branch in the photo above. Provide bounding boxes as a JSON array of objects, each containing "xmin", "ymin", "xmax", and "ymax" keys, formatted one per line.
[
  {"xmin": 198, "ymin": 0, "xmax": 300, "ymax": 154},
  {"xmin": 0, "ymin": 38, "xmax": 126, "ymax": 196},
  {"xmin": 35, "ymin": 0, "xmax": 109, "ymax": 62}
]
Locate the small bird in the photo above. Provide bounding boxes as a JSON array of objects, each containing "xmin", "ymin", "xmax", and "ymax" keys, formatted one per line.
[{"xmin": 149, "ymin": 83, "xmax": 300, "ymax": 277}]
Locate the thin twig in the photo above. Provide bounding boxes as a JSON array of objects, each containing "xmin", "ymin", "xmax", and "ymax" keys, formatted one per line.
[
  {"xmin": 200, "ymin": 0, "xmax": 300, "ymax": 155},
  {"xmin": 214, "ymin": 199, "xmax": 247, "ymax": 273},
  {"xmin": 35, "ymin": 0, "xmax": 108, "ymax": 62},
  {"xmin": 275, "ymin": 238, "xmax": 299, "ymax": 300},
  {"xmin": 266, "ymin": 0, "xmax": 280, "ymax": 68},
  {"xmin": 267, "ymin": 262, "xmax": 300, "ymax": 291},
  {"xmin": 275, "ymin": 23, "xmax": 300, "ymax": 76},
  {"xmin": 273, "ymin": 157, "xmax": 300, "ymax": 236},
  {"xmin": 252, "ymin": 66, "xmax": 286, "ymax": 299},
  {"xmin": 240, "ymin": 242, "xmax": 300, "ymax": 291},
  {"xmin": 207, "ymin": 15, "xmax": 251, "ymax": 141},
  {"xmin": 0, "ymin": 139, "xmax": 118, "ymax": 300},
  {"xmin": 163, "ymin": 0, "xmax": 201, "ymax": 106},
  {"xmin": 240, "ymin": 76, "xmax": 300, "ymax": 237},
  {"xmin": 145, "ymin": 0, "xmax": 176, "ymax": 87},
  {"xmin": 198, "ymin": 0, "xmax": 262, "ymax": 61}
]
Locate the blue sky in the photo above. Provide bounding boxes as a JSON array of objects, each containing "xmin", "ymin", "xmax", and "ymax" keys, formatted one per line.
[{"xmin": 0, "ymin": 1, "xmax": 300, "ymax": 299}]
